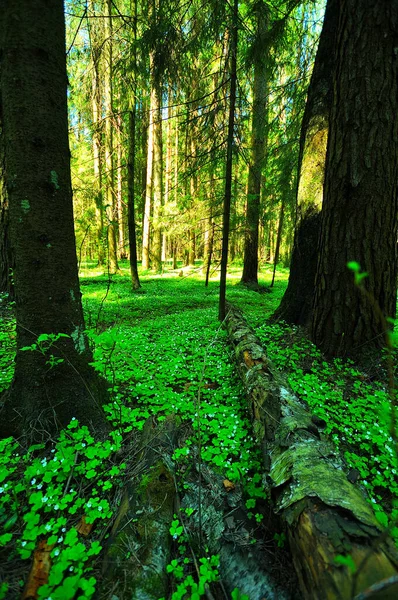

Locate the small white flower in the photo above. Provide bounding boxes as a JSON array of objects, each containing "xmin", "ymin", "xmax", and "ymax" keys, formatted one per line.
[
  {"xmin": 21, "ymin": 541, "xmax": 27, "ymax": 547},
  {"xmin": 42, "ymin": 496, "xmax": 48, "ymax": 502},
  {"xmin": 81, "ymin": 443, "xmax": 86, "ymax": 448},
  {"xmin": 54, "ymin": 504, "xmax": 59, "ymax": 510},
  {"xmin": 45, "ymin": 524, "xmax": 52, "ymax": 531},
  {"xmin": 61, "ymin": 528, "xmax": 66, "ymax": 533},
  {"xmin": 69, "ymin": 566, "xmax": 74, "ymax": 572},
  {"xmin": 371, "ymin": 498, "xmax": 377, "ymax": 503},
  {"xmin": 57, "ymin": 536, "xmax": 63, "ymax": 543},
  {"xmin": 53, "ymin": 549, "xmax": 60, "ymax": 556},
  {"xmin": 98, "ymin": 506, "xmax": 103, "ymax": 512},
  {"xmin": 0, "ymin": 487, "xmax": 4, "ymax": 494},
  {"xmin": 87, "ymin": 502, "xmax": 92, "ymax": 508},
  {"xmin": 37, "ymin": 483, "xmax": 42, "ymax": 490},
  {"xmin": 31, "ymin": 478, "xmax": 36, "ymax": 485}
]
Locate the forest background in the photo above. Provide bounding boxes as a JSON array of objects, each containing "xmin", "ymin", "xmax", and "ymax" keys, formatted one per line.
[{"xmin": 1, "ymin": 0, "xmax": 398, "ymax": 599}]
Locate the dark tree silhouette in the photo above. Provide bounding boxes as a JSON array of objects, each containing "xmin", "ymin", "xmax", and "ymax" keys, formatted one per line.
[
  {"xmin": 0, "ymin": 0, "xmax": 109, "ymax": 440},
  {"xmin": 311, "ymin": 0, "xmax": 398, "ymax": 357}
]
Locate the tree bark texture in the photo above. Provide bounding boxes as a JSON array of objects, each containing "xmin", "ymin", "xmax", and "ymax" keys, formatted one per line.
[
  {"xmin": 225, "ymin": 303, "xmax": 398, "ymax": 600},
  {"xmin": 241, "ymin": 2, "xmax": 269, "ymax": 285},
  {"xmin": 312, "ymin": 1, "xmax": 398, "ymax": 357},
  {"xmin": 0, "ymin": 0, "xmax": 109, "ymax": 440},
  {"xmin": 272, "ymin": 0, "xmax": 337, "ymax": 324}
]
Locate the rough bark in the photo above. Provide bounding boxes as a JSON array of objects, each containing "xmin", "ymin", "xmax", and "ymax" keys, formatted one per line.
[
  {"xmin": 225, "ymin": 303, "xmax": 398, "ymax": 600},
  {"xmin": 0, "ymin": 0, "xmax": 109, "ymax": 441},
  {"xmin": 312, "ymin": 0, "xmax": 398, "ymax": 357},
  {"xmin": 272, "ymin": 0, "xmax": 337, "ymax": 324},
  {"xmin": 241, "ymin": 2, "xmax": 269, "ymax": 286},
  {"xmin": 151, "ymin": 74, "xmax": 163, "ymax": 273}
]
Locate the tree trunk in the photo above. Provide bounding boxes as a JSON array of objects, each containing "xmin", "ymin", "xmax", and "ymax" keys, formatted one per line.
[
  {"xmin": 127, "ymin": 0, "xmax": 141, "ymax": 290},
  {"xmin": 225, "ymin": 303, "xmax": 398, "ymax": 600},
  {"xmin": 151, "ymin": 76, "xmax": 163, "ymax": 273},
  {"xmin": 88, "ymin": 0, "xmax": 105, "ymax": 267},
  {"xmin": 0, "ymin": 103, "xmax": 13, "ymax": 297},
  {"xmin": 142, "ymin": 89, "xmax": 153, "ymax": 270},
  {"xmin": 241, "ymin": 3, "xmax": 269, "ymax": 286},
  {"xmin": 0, "ymin": 0, "xmax": 109, "ymax": 441},
  {"xmin": 116, "ymin": 111, "xmax": 125, "ymax": 258},
  {"xmin": 272, "ymin": 0, "xmax": 337, "ymax": 325},
  {"xmin": 104, "ymin": 0, "xmax": 119, "ymax": 273},
  {"xmin": 219, "ymin": 0, "xmax": 238, "ymax": 321},
  {"xmin": 311, "ymin": 0, "xmax": 398, "ymax": 357},
  {"xmin": 127, "ymin": 108, "xmax": 141, "ymax": 290}
]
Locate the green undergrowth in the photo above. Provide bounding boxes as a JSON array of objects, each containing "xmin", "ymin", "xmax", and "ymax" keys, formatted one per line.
[
  {"xmin": 1, "ymin": 260, "xmax": 397, "ymax": 597},
  {"xmin": 0, "ymin": 261, "xmax": 286, "ymax": 599},
  {"xmin": 255, "ymin": 320, "xmax": 398, "ymax": 532}
]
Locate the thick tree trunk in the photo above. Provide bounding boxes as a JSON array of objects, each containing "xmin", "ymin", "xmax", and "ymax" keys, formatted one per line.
[
  {"xmin": 104, "ymin": 0, "xmax": 119, "ymax": 273},
  {"xmin": 225, "ymin": 303, "xmax": 398, "ymax": 600},
  {"xmin": 311, "ymin": 0, "xmax": 398, "ymax": 357},
  {"xmin": 272, "ymin": 0, "xmax": 337, "ymax": 324},
  {"xmin": 241, "ymin": 3, "xmax": 269, "ymax": 286},
  {"xmin": 0, "ymin": 0, "xmax": 109, "ymax": 440}
]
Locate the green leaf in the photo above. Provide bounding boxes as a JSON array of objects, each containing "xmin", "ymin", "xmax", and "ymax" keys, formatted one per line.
[{"xmin": 334, "ymin": 554, "xmax": 357, "ymax": 574}]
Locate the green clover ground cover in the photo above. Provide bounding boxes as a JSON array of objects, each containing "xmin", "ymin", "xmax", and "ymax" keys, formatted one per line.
[{"xmin": 0, "ymin": 260, "xmax": 397, "ymax": 598}]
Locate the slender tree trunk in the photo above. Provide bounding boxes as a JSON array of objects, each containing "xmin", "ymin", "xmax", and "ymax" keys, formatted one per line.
[
  {"xmin": 0, "ymin": 102, "xmax": 13, "ymax": 297},
  {"xmin": 241, "ymin": 3, "xmax": 269, "ymax": 285},
  {"xmin": 311, "ymin": 0, "xmax": 398, "ymax": 357},
  {"xmin": 127, "ymin": 107, "xmax": 141, "ymax": 290},
  {"xmin": 104, "ymin": 0, "xmax": 119, "ymax": 273},
  {"xmin": 88, "ymin": 0, "xmax": 105, "ymax": 266},
  {"xmin": 151, "ymin": 77, "xmax": 163, "ymax": 272},
  {"xmin": 272, "ymin": 0, "xmax": 337, "ymax": 324},
  {"xmin": 0, "ymin": 0, "xmax": 109, "ymax": 440},
  {"xmin": 116, "ymin": 111, "xmax": 125, "ymax": 258},
  {"xmin": 270, "ymin": 200, "xmax": 284, "ymax": 287},
  {"xmin": 219, "ymin": 0, "xmax": 238, "ymax": 321}
]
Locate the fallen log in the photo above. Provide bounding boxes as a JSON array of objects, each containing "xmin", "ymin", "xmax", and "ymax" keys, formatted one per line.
[
  {"xmin": 179, "ymin": 458, "xmax": 301, "ymax": 600},
  {"xmin": 225, "ymin": 302, "xmax": 398, "ymax": 600},
  {"xmin": 101, "ymin": 415, "xmax": 178, "ymax": 600}
]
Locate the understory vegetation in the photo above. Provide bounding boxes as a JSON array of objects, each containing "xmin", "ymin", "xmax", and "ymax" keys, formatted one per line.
[{"xmin": 0, "ymin": 262, "xmax": 397, "ymax": 599}]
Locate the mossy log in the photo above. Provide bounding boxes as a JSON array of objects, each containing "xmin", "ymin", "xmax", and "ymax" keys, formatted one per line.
[
  {"xmin": 101, "ymin": 415, "xmax": 178, "ymax": 600},
  {"xmin": 180, "ymin": 459, "xmax": 300, "ymax": 599},
  {"xmin": 225, "ymin": 302, "xmax": 398, "ymax": 600}
]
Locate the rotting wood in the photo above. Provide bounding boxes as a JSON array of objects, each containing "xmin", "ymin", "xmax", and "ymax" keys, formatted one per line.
[
  {"xmin": 180, "ymin": 457, "xmax": 300, "ymax": 600},
  {"xmin": 225, "ymin": 302, "xmax": 398, "ymax": 600},
  {"xmin": 100, "ymin": 415, "xmax": 178, "ymax": 600}
]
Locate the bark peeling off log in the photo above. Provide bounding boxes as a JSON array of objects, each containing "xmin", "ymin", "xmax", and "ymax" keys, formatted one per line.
[
  {"xmin": 181, "ymin": 460, "xmax": 298, "ymax": 599},
  {"xmin": 225, "ymin": 303, "xmax": 398, "ymax": 600},
  {"xmin": 101, "ymin": 416, "xmax": 177, "ymax": 600}
]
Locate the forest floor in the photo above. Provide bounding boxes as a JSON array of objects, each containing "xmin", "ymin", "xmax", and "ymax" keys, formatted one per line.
[{"xmin": 0, "ymin": 261, "xmax": 397, "ymax": 600}]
